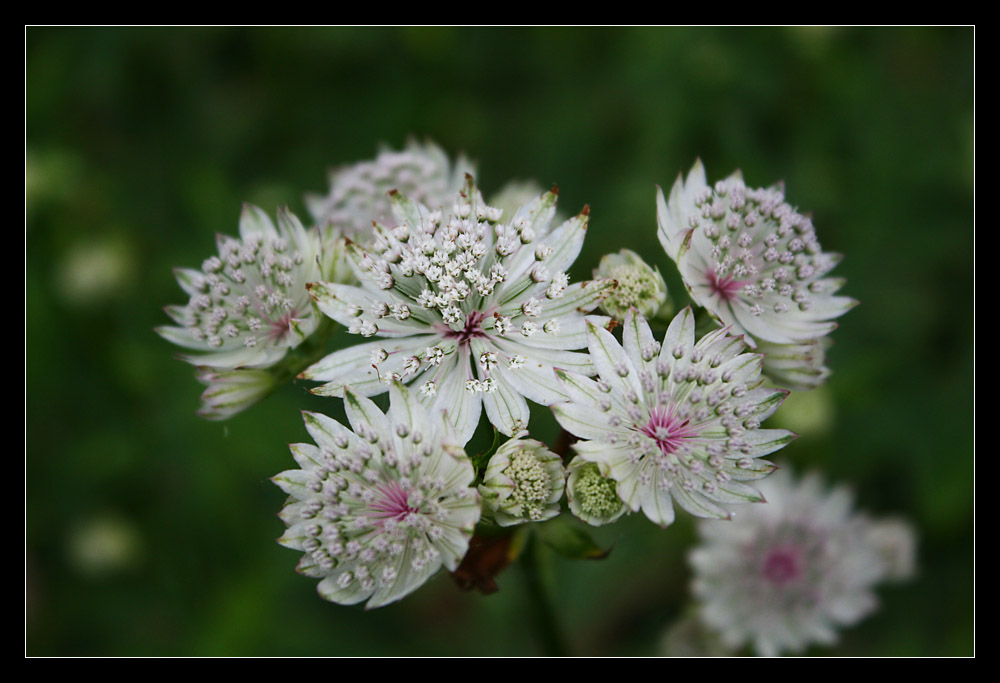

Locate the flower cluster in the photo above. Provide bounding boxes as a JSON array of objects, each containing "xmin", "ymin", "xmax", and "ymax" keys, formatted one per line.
[
  {"xmin": 302, "ymin": 176, "xmax": 614, "ymax": 443},
  {"xmin": 657, "ymin": 161, "xmax": 856, "ymax": 348},
  {"xmin": 554, "ymin": 308, "xmax": 794, "ymax": 527},
  {"xmin": 594, "ymin": 248, "xmax": 668, "ymax": 320},
  {"xmin": 273, "ymin": 383, "xmax": 480, "ymax": 608},
  {"xmin": 159, "ymin": 144, "xmax": 905, "ymax": 641},
  {"xmin": 158, "ymin": 205, "xmax": 330, "ymax": 371},
  {"xmin": 306, "ymin": 139, "xmax": 473, "ymax": 239},
  {"xmin": 689, "ymin": 470, "xmax": 916, "ymax": 656},
  {"xmin": 565, "ymin": 457, "xmax": 626, "ymax": 526}
]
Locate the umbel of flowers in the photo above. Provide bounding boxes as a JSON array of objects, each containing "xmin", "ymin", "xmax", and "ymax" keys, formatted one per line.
[
  {"xmin": 565, "ymin": 457, "xmax": 626, "ymax": 526},
  {"xmin": 688, "ymin": 470, "xmax": 916, "ymax": 656},
  {"xmin": 157, "ymin": 205, "xmax": 339, "ymax": 419},
  {"xmin": 158, "ymin": 205, "xmax": 331, "ymax": 370},
  {"xmin": 553, "ymin": 308, "xmax": 793, "ymax": 527},
  {"xmin": 593, "ymin": 248, "xmax": 669, "ymax": 321},
  {"xmin": 273, "ymin": 382, "xmax": 480, "ymax": 608},
  {"xmin": 158, "ymin": 143, "xmax": 914, "ymax": 655},
  {"xmin": 302, "ymin": 176, "xmax": 614, "ymax": 444},
  {"xmin": 657, "ymin": 160, "xmax": 856, "ymax": 348}
]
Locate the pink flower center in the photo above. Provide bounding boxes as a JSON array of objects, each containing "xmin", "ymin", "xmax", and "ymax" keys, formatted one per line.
[
  {"xmin": 369, "ymin": 481, "xmax": 419, "ymax": 522},
  {"xmin": 266, "ymin": 310, "xmax": 297, "ymax": 342},
  {"xmin": 441, "ymin": 310, "xmax": 488, "ymax": 346},
  {"xmin": 640, "ymin": 405, "xmax": 700, "ymax": 455},
  {"xmin": 762, "ymin": 547, "xmax": 802, "ymax": 585},
  {"xmin": 706, "ymin": 269, "xmax": 743, "ymax": 302}
]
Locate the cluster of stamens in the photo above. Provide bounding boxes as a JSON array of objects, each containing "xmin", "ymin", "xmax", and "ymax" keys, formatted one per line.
[
  {"xmin": 171, "ymin": 209, "xmax": 322, "ymax": 361},
  {"xmin": 691, "ymin": 179, "xmax": 838, "ymax": 317},
  {"xmin": 286, "ymin": 420, "xmax": 472, "ymax": 593},
  {"xmin": 503, "ymin": 448, "xmax": 553, "ymax": 522},
  {"xmin": 600, "ymin": 332, "xmax": 774, "ymax": 499},
  {"xmin": 346, "ymin": 188, "xmax": 573, "ymax": 390}
]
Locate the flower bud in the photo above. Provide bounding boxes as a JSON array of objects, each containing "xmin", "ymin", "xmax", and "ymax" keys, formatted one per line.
[
  {"xmin": 758, "ymin": 337, "xmax": 832, "ymax": 391},
  {"xmin": 194, "ymin": 367, "xmax": 277, "ymax": 421},
  {"xmin": 594, "ymin": 249, "xmax": 668, "ymax": 320},
  {"xmin": 566, "ymin": 457, "xmax": 626, "ymax": 526},
  {"xmin": 480, "ymin": 438, "xmax": 565, "ymax": 526}
]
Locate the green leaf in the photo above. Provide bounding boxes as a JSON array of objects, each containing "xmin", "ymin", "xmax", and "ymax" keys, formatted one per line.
[{"xmin": 535, "ymin": 517, "xmax": 611, "ymax": 561}]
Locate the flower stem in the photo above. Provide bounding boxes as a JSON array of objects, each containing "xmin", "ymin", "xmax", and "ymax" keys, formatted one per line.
[{"xmin": 521, "ymin": 531, "xmax": 569, "ymax": 656}]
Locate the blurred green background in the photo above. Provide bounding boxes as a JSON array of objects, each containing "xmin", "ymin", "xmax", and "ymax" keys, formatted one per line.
[{"xmin": 26, "ymin": 27, "xmax": 973, "ymax": 656}]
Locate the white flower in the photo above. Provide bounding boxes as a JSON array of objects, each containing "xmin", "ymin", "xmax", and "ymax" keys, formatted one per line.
[
  {"xmin": 272, "ymin": 383, "xmax": 480, "ymax": 609},
  {"xmin": 158, "ymin": 205, "xmax": 331, "ymax": 370},
  {"xmin": 758, "ymin": 337, "xmax": 832, "ymax": 391},
  {"xmin": 689, "ymin": 470, "xmax": 916, "ymax": 656},
  {"xmin": 479, "ymin": 436, "xmax": 565, "ymax": 526},
  {"xmin": 306, "ymin": 139, "xmax": 474, "ymax": 239},
  {"xmin": 302, "ymin": 177, "xmax": 615, "ymax": 445},
  {"xmin": 657, "ymin": 160, "xmax": 857, "ymax": 346},
  {"xmin": 594, "ymin": 248, "xmax": 668, "ymax": 320},
  {"xmin": 565, "ymin": 456, "xmax": 626, "ymax": 527},
  {"xmin": 553, "ymin": 308, "xmax": 794, "ymax": 527}
]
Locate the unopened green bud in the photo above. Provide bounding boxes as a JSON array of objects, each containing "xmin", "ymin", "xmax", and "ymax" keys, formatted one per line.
[
  {"xmin": 567, "ymin": 457, "xmax": 626, "ymax": 527},
  {"xmin": 594, "ymin": 249, "xmax": 668, "ymax": 320}
]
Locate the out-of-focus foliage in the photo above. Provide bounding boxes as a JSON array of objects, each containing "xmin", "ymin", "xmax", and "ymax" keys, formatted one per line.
[{"xmin": 26, "ymin": 27, "xmax": 973, "ymax": 656}]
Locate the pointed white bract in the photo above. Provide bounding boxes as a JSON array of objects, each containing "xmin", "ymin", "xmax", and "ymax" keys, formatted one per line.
[
  {"xmin": 302, "ymin": 176, "xmax": 615, "ymax": 445},
  {"xmin": 479, "ymin": 436, "xmax": 565, "ymax": 526},
  {"xmin": 306, "ymin": 139, "xmax": 474, "ymax": 239},
  {"xmin": 488, "ymin": 179, "xmax": 549, "ymax": 223},
  {"xmin": 273, "ymin": 383, "xmax": 480, "ymax": 609},
  {"xmin": 689, "ymin": 470, "xmax": 916, "ymax": 656},
  {"xmin": 657, "ymin": 161, "xmax": 856, "ymax": 347},
  {"xmin": 158, "ymin": 205, "xmax": 334, "ymax": 370},
  {"xmin": 553, "ymin": 308, "xmax": 793, "ymax": 527}
]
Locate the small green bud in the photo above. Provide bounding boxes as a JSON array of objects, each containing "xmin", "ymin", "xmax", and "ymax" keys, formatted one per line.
[
  {"xmin": 566, "ymin": 457, "xmax": 626, "ymax": 527},
  {"xmin": 594, "ymin": 249, "xmax": 668, "ymax": 320}
]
